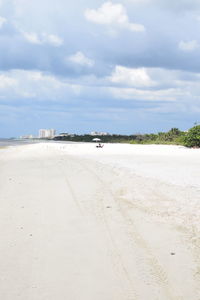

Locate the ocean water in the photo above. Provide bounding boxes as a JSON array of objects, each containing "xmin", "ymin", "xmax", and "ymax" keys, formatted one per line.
[
  {"xmin": 0, "ymin": 139, "xmax": 76, "ymax": 148},
  {"xmin": 0, "ymin": 139, "xmax": 40, "ymax": 147}
]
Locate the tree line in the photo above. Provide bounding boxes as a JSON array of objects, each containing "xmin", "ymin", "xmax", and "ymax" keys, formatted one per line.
[{"xmin": 53, "ymin": 125, "xmax": 200, "ymax": 147}]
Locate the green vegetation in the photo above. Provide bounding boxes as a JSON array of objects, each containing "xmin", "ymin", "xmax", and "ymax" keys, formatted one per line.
[
  {"xmin": 54, "ymin": 126, "xmax": 200, "ymax": 148},
  {"xmin": 54, "ymin": 134, "xmax": 137, "ymax": 143},
  {"xmin": 184, "ymin": 125, "xmax": 200, "ymax": 147},
  {"xmin": 130, "ymin": 128, "xmax": 186, "ymax": 145}
]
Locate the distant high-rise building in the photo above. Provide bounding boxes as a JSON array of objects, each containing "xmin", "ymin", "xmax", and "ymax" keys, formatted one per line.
[{"xmin": 39, "ymin": 129, "xmax": 56, "ymax": 139}]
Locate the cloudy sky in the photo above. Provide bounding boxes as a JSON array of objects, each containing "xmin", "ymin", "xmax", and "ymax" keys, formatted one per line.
[{"xmin": 0, "ymin": 0, "xmax": 200, "ymax": 137}]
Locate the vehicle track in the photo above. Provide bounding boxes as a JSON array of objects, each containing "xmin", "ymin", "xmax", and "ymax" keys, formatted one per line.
[
  {"xmin": 74, "ymin": 157, "xmax": 183, "ymax": 300},
  {"xmin": 58, "ymin": 159, "xmax": 84, "ymax": 216},
  {"xmin": 60, "ymin": 156, "xmax": 138, "ymax": 300}
]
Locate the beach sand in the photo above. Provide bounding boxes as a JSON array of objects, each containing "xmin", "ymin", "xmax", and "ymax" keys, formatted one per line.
[{"xmin": 0, "ymin": 142, "xmax": 200, "ymax": 300}]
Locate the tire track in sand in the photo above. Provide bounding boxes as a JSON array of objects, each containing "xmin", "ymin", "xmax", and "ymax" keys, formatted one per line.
[
  {"xmin": 76, "ymin": 158, "xmax": 182, "ymax": 300},
  {"xmin": 58, "ymin": 159, "xmax": 84, "ymax": 216},
  {"xmin": 60, "ymin": 156, "xmax": 138, "ymax": 300}
]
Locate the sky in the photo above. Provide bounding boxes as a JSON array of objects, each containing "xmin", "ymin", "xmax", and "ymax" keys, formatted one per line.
[{"xmin": 0, "ymin": 0, "xmax": 200, "ymax": 137}]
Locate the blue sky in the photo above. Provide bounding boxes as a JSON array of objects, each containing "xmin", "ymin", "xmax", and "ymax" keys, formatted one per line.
[{"xmin": 0, "ymin": 0, "xmax": 200, "ymax": 137}]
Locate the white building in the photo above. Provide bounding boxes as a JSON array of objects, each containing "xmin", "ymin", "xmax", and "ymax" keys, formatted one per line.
[
  {"xmin": 20, "ymin": 135, "xmax": 34, "ymax": 139},
  {"xmin": 39, "ymin": 129, "xmax": 56, "ymax": 139},
  {"xmin": 90, "ymin": 131, "xmax": 109, "ymax": 136}
]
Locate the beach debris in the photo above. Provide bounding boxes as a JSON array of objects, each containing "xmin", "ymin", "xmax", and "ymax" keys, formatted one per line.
[{"xmin": 170, "ymin": 252, "xmax": 176, "ymax": 255}]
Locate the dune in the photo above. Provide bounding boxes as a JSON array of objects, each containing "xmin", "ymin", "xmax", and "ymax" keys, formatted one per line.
[{"xmin": 0, "ymin": 142, "xmax": 200, "ymax": 300}]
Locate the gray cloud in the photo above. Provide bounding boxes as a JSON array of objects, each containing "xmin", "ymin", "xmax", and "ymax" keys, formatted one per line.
[{"xmin": 0, "ymin": 0, "xmax": 199, "ymax": 136}]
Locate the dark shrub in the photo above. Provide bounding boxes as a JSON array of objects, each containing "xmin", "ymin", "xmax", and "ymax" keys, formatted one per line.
[{"xmin": 184, "ymin": 125, "xmax": 200, "ymax": 147}]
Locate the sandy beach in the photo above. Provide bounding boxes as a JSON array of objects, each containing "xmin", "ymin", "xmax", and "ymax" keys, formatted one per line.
[{"xmin": 0, "ymin": 142, "xmax": 200, "ymax": 300}]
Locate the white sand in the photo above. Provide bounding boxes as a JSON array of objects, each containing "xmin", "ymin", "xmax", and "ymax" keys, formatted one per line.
[{"xmin": 0, "ymin": 142, "xmax": 200, "ymax": 300}]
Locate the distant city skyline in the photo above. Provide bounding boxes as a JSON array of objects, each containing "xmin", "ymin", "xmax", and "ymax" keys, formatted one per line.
[{"xmin": 0, "ymin": 0, "xmax": 200, "ymax": 138}]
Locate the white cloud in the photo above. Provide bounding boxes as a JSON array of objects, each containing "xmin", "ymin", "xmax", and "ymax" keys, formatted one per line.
[
  {"xmin": 0, "ymin": 75, "xmax": 17, "ymax": 88},
  {"xmin": 68, "ymin": 51, "xmax": 94, "ymax": 67},
  {"xmin": 110, "ymin": 86, "xmax": 181, "ymax": 101},
  {"xmin": 1, "ymin": 67, "xmax": 200, "ymax": 114},
  {"xmin": 109, "ymin": 66, "xmax": 154, "ymax": 87},
  {"xmin": 25, "ymin": 71, "xmax": 65, "ymax": 88},
  {"xmin": 0, "ymin": 70, "xmax": 82, "ymax": 101},
  {"xmin": 42, "ymin": 33, "xmax": 63, "ymax": 47},
  {"xmin": 22, "ymin": 31, "xmax": 63, "ymax": 47},
  {"xmin": 179, "ymin": 40, "xmax": 199, "ymax": 52},
  {"xmin": 85, "ymin": 2, "xmax": 145, "ymax": 32},
  {"xmin": 0, "ymin": 16, "xmax": 6, "ymax": 28},
  {"xmin": 23, "ymin": 32, "xmax": 41, "ymax": 44},
  {"xmin": 107, "ymin": 66, "xmax": 200, "ymax": 103}
]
